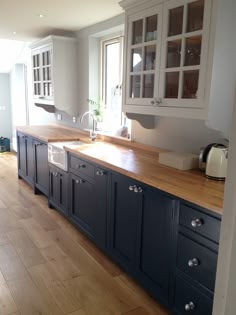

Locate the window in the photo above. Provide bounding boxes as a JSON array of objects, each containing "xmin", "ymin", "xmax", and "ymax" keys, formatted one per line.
[{"xmin": 98, "ymin": 36, "xmax": 130, "ymax": 138}]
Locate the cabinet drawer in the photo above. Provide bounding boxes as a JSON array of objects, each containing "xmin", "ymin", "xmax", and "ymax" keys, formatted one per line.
[
  {"xmin": 177, "ymin": 234, "xmax": 217, "ymax": 292},
  {"xmin": 179, "ymin": 204, "xmax": 221, "ymax": 243},
  {"xmin": 174, "ymin": 276, "xmax": 213, "ymax": 315},
  {"xmin": 70, "ymin": 155, "xmax": 95, "ymax": 178}
]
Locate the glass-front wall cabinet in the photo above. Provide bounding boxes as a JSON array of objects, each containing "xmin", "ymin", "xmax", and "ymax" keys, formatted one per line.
[
  {"xmin": 32, "ymin": 46, "xmax": 53, "ymax": 100},
  {"xmin": 127, "ymin": 5, "xmax": 162, "ymax": 106},
  {"xmin": 125, "ymin": 0, "xmax": 210, "ymax": 112}
]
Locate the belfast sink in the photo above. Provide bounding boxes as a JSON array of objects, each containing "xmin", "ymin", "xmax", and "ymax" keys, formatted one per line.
[{"xmin": 48, "ymin": 141, "xmax": 85, "ymax": 171}]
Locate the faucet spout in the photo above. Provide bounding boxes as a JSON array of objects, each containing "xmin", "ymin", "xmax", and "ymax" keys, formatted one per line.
[{"xmin": 80, "ymin": 111, "xmax": 97, "ymax": 141}]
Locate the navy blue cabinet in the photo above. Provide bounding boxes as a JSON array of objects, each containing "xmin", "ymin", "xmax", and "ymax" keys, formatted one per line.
[
  {"xmin": 173, "ymin": 202, "xmax": 221, "ymax": 315},
  {"xmin": 139, "ymin": 188, "xmax": 174, "ymax": 303},
  {"xmin": 34, "ymin": 140, "xmax": 49, "ymax": 196},
  {"xmin": 69, "ymin": 154, "xmax": 107, "ymax": 249},
  {"xmin": 110, "ymin": 172, "xmax": 175, "ymax": 304},
  {"xmin": 109, "ymin": 172, "xmax": 142, "ymax": 269},
  {"xmin": 17, "ymin": 132, "xmax": 49, "ymax": 197},
  {"xmin": 49, "ymin": 165, "xmax": 68, "ymax": 216},
  {"xmin": 17, "ymin": 132, "xmax": 34, "ymax": 187}
]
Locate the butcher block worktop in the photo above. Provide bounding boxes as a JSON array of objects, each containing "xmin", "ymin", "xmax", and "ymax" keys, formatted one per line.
[
  {"xmin": 16, "ymin": 125, "xmax": 225, "ymax": 215},
  {"xmin": 16, "ymin": 125, "xmax": 82, "ymax": 142}
]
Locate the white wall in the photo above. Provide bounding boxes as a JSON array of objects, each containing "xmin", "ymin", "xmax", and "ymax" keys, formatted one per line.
[
  {"xmin": 131, "ymin": 116, "xmax": 224, "ymax": 154},
  {"xmin": 0, "ymin": 74, "xmax": 11, "ymax": 139},
  {"xmin": 10, "ymin": 64, "xmax": 27, "ymax": 151}
]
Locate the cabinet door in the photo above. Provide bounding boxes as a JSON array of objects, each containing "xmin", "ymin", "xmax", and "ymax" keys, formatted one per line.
[
  {"xmin": 139, "ymin": 189, "xmax": 173, "ymax": 298},
  {"xmin": 32, "ymin": 46, "xmax": 53, "ymax": 100},
  {"xmin": 41, "ymin": 47, "xmax": 53, "ymax": 99},
  {"xmin": 34, "ymin": 141, "xmax": 49, "ymax": 196},
  {"xmin": 49, "ymin": 167, "xmax": 68, "ymax": 215},
  {"xmin": 25, "ymin": 136, "xmax": 34, "ymax": 185},
  {"xmin": 17, "ymin": 133, "xmax": 34, "ymax": 187},
  {"xmin": 70, "ymin": 173, "xmax": 95, "ymax": 239},
  {"xmin": 49, "ymin": 168, "xmax": 60, "ymax": 205},
  {"xmin": 125, "ymin": 5, "xmax": 163, "ymax": 107},
  {"xmin": 159, "ymin": 0, "xmax": 211, "ymax": 109},
  {"xmin": 17, "ymin": 133, "xmax": 27, "ymax": 176},
  {"xmin": 93, "ymin": 167, "xmax": 107, "ymax": 248},
  {"xmin": 110, "ymin": 172, "xmax": 142, "ymax": 269},
  {"xmin": 32, "ymin": 51, "xmax": 41, "ymax": 98}
]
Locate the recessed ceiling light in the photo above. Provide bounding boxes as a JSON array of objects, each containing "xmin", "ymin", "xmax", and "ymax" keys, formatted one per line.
[
  {"xmin": 13, "ymin": 31, "xmax": 16, "ymax": 35},
  {"xmin": 38, "ymin": 14, "xmax": 44, "ymax": 18}
]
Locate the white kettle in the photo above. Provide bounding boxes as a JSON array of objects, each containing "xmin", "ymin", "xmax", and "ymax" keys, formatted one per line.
[{"xmin": 206, "ymin": 144, "xmax": 228, "ymax": 180}]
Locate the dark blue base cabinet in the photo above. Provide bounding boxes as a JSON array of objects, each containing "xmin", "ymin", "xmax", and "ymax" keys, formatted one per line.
[
  {"xmin": 17, "ymin": 145, "xmax": 221, "ymax": 315},
  {"xmin": 109, "ymin": 172, "xmax": 175, "ymax": 306},
  {"xmin": 17, "ymin": 132, "xmax": 49, "ymax": 196}
]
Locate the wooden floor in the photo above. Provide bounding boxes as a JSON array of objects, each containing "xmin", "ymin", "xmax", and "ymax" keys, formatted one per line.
[{"xmin": 0, "ymin": 153, "xmax": 169, "ymax": 315}]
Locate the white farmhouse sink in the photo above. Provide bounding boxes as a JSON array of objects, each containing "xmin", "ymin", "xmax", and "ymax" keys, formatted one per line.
[{"xmin": 48, "ymin": 141, "xmax": 84, "ymax": 171}]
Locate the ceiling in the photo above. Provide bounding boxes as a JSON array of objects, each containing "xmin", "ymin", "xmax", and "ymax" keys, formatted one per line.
[
  {"xmin": 0, "ymin": 0, "xmax": 123, "ymax": 41},
  {"xmin": 0, "ymin": 0, "xmax": 123, "ymax": 73}
]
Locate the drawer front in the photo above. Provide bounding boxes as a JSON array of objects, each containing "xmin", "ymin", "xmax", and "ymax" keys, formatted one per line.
[
  {"xmin": 174, "ymin": 277, "xmax": 213, "ymax": 315},
  {"xmin": 177, "ymin": 234, "xmax": 217, "ymax": 291},
  {"xmin": 70, "ymin": 155, "xmax": 95, "ymax": 179},
  {"xmin": 179, "ymin": 204, "xmax": 221, "ymax": 243}
]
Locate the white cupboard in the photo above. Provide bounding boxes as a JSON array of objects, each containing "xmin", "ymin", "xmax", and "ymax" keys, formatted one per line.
[
  {"xmin": 30, "ymin": 36, "xmax": 79, "ymax": 116},
  {"xmin": 120, "ymin": 0, "xmax": 235, "ymax": 133}
]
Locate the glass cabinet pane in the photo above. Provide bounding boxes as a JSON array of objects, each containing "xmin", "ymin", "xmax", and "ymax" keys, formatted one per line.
[
  {"xmin": 185, "ymin": 36, "xmax": 202, "ymax": 66},
  {"xmin": 168, "ymin": 6, "xmax": 184, "ymax": 36},
  {"xmin": 167, "ymin": 40, "xmax": 182, "ymax": 68},
  {"xmin": 187, "ymin": 0, "xmax": 204, "ymax": 33},
  {"xmin": 131, "ymin": 48, "xmax": 142, "ymax": 72},
  {"xmin": 182, "ymin": 70, "xmax": 199, "ymax": 98},
  {"xmin": 47, "ymin": 68, "xmax": 51, "ymax": 81},
  {"xmin": 145, "ymin": 15, "xmax": 157, "ymax": 42},
  {"xmin": 132, "ymin": 20, "xmax": 143, "ymax": 45},
  {"xmin": 143, "ymin": 74, "xmax": 154, "ymax": 98},
  {"xmin": 144, "ymin": 45, "xmax": 156, "ymax": 70},
  {"xmin": 165, "ymin": 72, "xmax": 179, "ymax": 98},
  {"xmin": 130, "ymin": 75, "xmax": 141, "ymax": 98}
]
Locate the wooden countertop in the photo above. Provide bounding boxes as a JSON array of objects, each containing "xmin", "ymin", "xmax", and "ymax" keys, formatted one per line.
[
  {"xmin": 65, "ymin": 141, "xmax": 224, "ymax": 215},
  {"xmin": 16, "ymin": 125, "xmax": 224, "ymax": 215},
  {"xmin": 16, "ymin": 125, "xmax": 82, "ymax": 142}
]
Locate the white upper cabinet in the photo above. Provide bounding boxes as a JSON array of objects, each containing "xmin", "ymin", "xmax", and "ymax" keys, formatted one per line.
[
  {"xmin": 32, "ymin": 45, "xmax": 53, "ymax": 103},
  {"xmin": 30, "ymin": 36, "xmax": 79, "ymax": 116},
  {"xmin": 120, "ymin": 0, "xmax": 218, "ymax": 120}
]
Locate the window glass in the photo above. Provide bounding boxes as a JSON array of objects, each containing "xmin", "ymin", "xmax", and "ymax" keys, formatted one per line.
[{"xmin": 100, "ymin": 37, "xmax": 131, "ymax": 138}]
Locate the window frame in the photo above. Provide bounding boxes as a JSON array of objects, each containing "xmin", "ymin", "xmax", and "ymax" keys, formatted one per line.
[{"xmin": 100, "ymin": 35, "xmax": 124, "ymax": 123}]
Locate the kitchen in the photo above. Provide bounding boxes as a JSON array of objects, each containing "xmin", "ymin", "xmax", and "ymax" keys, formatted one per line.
[{"xmin": 0, "ymin": 0, "xmax": 235, "ymax": 314}]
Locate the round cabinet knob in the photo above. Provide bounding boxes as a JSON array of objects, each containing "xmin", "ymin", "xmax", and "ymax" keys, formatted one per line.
[
  {"xmin": 96, "ymin": 170, "xmax": 104, "ymax": 176},
  {"xmin": 134, "ymin": 186, "xmax": 143, "ymax": 193},
  {"xmin": 188, "ymin": 258, "xmax": 199, "ymax": 268},
  {"xmin": 129, "ymin": 185, "xmax": 134, "ymax": 191},
  {"xmin": 191, "ymin": 218, "xmax": 203, "ymax": 228},
  {"xmin": 185, "ymin": 302, "xmax": 195, "ymax": 311},
  {"xmin": 76, "ymin": 164, "xmax": 85, "ymax": 169},
  {"xmin": 75, "ymin": 179, "xmax": 84, "ymax": 184},
  {"xmin": 155, "ymin": 98, "xmax": 162, "ymax": 105},
  {"xmin": 150, "ymin": 100, "xmax": 155, "ymax": 105}
]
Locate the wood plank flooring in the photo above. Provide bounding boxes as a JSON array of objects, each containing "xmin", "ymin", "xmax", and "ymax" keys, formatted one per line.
[{"xmin": 0, "ymin": 153, "xmax": 170, "ymax": 315}]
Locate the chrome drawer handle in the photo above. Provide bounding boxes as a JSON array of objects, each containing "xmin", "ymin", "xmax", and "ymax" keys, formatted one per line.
[
  {"xmin": 188, "ymin": 258, "xmax": 199, "ymax": 268},
  {"xmin": 185, "ymin": 302, "xmax": 195, "ymax": 311},
  {"xmin": 191, "ymin": 218, "xmax": 203, "ymax": 228},
  {"xmin": 129, "ymin": 185, "xmax": 134, "ymax": 191},
  {"xmin": 96, "ymin": 170, "xmax": 104, "ymax": 176}
]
